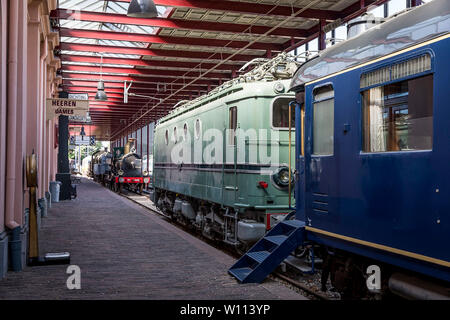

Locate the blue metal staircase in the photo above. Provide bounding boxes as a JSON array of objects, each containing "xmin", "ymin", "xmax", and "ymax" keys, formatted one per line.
[{"xmin": 228, "ymin": 219, "xmax": 305, "ymax": 283}]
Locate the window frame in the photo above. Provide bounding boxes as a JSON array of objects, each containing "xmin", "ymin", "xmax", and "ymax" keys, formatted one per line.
[
  {"xmin": 270, "ymin": 95, "xmax": 297, "ymax": 131},
  {"xmin": 311, "ymin": 83, "xmax": 335, "ymax": 157},
  {"xmin": 183, "ymin": 123, "xmax": 188, "ymax": 141},
  {"xmin": 228, "ymin": 106, "xmax": 237, "ymax": 145},
  {"xmin": 172, "ymin": 126, "xmax": 178, "ymax": 144},
  {"xmin": 359, "ymin": 50, "xmax": 434, "ymax": 154},
  {"xmin": 194, "ymin": 118, "xmax": 202, "ymax": 140},
  {"xmin": 359, "ymin": 51, "xmax": 433, "ymax": 91}
]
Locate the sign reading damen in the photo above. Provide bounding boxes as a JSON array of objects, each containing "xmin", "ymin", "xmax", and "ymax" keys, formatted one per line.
[{"xmin": 46, "ymin": 98, "xmax": 89, "ymax": 120}]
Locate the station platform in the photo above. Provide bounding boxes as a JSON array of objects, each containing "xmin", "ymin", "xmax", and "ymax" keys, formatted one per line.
[{"xmin": 0, "ymin": 178, "xmax": 306, "ymax": 300}]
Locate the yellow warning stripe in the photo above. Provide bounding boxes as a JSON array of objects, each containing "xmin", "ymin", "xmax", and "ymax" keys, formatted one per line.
[{"xmin": 306, "ymin": 226, "xmax": 450, "ymax": 268}]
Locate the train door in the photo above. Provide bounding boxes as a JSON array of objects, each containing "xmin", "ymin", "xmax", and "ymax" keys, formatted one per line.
[
  {"xmin": 304, "ymin": 84, "xmax": 336, "ymax": 227},
  {"xmin": 222, "ymin": 105, "xmax": 238, "ymax": 205},
  {"xmin": 295, "ymin": 100, "xmax": 305, "ymax": 220}
]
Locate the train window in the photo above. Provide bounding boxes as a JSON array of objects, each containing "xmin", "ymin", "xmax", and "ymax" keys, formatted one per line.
[
  {"xmin": 183, "ymin": 123, "xmax": 188, "ymax": 140},
  {"xmin": 173, "ymin": 127, "xmax": 178, "ymax": 143},
  {"xmin": 272, "ymin": 97, "xmax": 295, "ymax": 129},
  {"xmin": 165, "ymin": 130, "xmax": 169, "ymax": 145},
  {"xmin": 362, "ymin": 74, "xmax": 433, "ymax": 152},
  {"xmin": 361, "ymin": 54, "xmax": 431, "ymax": 88},
  {"xmin": 194, "ymin": 119, "xmax": 201, "ymax": 140},
  {"xmin": 313, "ymin": 85, "xmax": 334, "ymax": 155},
  {"xmin": 229, "ymin": 106, "xmax": 237, "ymax": 144}
]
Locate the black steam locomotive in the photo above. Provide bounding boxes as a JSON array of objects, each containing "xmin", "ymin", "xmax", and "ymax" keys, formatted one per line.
[
  {"xmin": 90, "ymin": 148, "xmax": 113, "ymax": 186},
  {"xmin": 110, "ymin": 138, "xmax": 150, "ymax": 194}
]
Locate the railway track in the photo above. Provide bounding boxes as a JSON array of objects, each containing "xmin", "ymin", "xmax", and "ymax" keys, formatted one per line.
[{"xmin": 110, "ymin": 184, "xmax": 339, "ymax": 301}]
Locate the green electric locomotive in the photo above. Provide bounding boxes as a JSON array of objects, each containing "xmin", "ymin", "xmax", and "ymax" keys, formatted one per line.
[{"xmin": 152, "ymin": 53, "xmax": 299, "ymax": 250}]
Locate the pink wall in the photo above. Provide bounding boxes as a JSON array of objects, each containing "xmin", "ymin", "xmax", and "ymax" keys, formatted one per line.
[
  {"xmin": 0, "ymin": 0, "xmax": 7, "ymax": 233},
  {"xmin": 1, "ymin": 0, "xmax": 61, "ymax": 235},
  {"xmin": 26, "ymin": 2, "xmax": 41, "ymax": 194},
  {"xmin": 14, "ymin": 0, "xmax": 28, "ymax": 226}
]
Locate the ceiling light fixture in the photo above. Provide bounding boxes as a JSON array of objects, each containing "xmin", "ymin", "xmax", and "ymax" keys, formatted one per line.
[
  {"xmin": 95, "ymin": 54, "xmax": 108, "ymax": 101},
  {"xmin": 127, "ymin": 0, "xmax": 158, "ymax": 18}
]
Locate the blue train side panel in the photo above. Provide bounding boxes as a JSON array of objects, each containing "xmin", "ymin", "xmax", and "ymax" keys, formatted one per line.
[{"xmin": 296, "ymin": 37, "xmax": 450, "ymax": 282}]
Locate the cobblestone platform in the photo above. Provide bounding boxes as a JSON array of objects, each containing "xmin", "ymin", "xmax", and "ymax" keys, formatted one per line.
[{"xmin": 0, "ymin": 178, "xmax": 306, "ymax": 300}]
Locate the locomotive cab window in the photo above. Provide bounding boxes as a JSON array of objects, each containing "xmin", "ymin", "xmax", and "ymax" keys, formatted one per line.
[
  {"xmin": 272, "ymin": 97, "xmax": 295, "ymax": 129},
  {"xmin": 313, "ymin": 85, "xmax": 334, "ymax": 155},
  {"xmin": 362, "ymin": 55, "xmax": 433, "ymax": 153}
]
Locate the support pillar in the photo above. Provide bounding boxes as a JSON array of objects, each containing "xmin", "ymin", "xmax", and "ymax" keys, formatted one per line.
[
  {"xmin": 55, "ymin": 92, "xmax": 71, "ymax": 201},
  {"xmin": 319, "ymin": 19, "xmax": 326, "ymax": 51},
  {"xmin": 26, "ymin": 3, "xmax": 40, "ymax": 158}
]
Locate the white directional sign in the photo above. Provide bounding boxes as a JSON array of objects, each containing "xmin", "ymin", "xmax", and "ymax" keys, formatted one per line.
[
  {"xmin": 68, "ymin": 115, "xmax": 91, "ymax": 123},
  {"xmin": 46, "ymin": 98, "xmax": 89, "ymax": 120},
  {"xmin": 70, "ymin": 135, "xmax": 94, "ymax": 146}
]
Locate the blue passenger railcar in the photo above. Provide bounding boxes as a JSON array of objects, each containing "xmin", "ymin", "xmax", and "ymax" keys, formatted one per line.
[{"xmin": 290, "ymin": 0, "xmax": 449, "ymax": 296}]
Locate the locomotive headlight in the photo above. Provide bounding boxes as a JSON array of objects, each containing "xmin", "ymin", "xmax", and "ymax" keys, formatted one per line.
[
  {"xmin": 272, "ymin": 167, "xmax": 293, "ymax": 188},
  {"xmin": 143, "ymin": 170, "xmax": 149, "ymax": 176},
  {"xmin": 118, "ymin": 169, "xmax": 124, "ymax": 176},
  {"xmin": 279, "ymin": 169, "xmax": 290, "ymax": 184}
]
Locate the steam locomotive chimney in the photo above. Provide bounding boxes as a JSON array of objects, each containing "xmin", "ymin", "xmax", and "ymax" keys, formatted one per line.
[{"xmin": 124, "ymin": 138, "xmax": 136, "ymax": 154}]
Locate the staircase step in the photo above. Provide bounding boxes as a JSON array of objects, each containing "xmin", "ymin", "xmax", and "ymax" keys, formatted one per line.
[
  {"xmin": 247, "ymin": 251, "xmax": 270, "ymax": 263},
  {"xmin": 228, "ymin": 219, "xmax": 306, "ymax": 283},
  {"xmin": 265, "ymin": 235, "xmax": 288, "ymax": 245},
  {"xmin": 282, "ymin": 219, "xmax": 305, "ymax": 228},
  {"xmin": 228, "ymin": 267, "xmax": 253, "ymax": 282}
]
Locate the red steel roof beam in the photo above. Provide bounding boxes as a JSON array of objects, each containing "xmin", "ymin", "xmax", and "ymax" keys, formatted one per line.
[
  {"xmin": 58, "ymin": 28, "xmax": 282, "ymax": 52},
  {"xmin": 60, "ymin": 64, "xmax": 228, "ymax": 79},
  {"xmin": 51, "ymin": 9, "xmax": 308, "ymax": 38},
  {"xmin": 62, "ymin": 73, "xmax": 220, "ymax": 85},
  {"xmin": 59, "ymin": 54, "xmax": 241, "ymax": 71},
  {"xmin": 86, "ymin": 93, "xmax": 191, "ymax": 100},
  {"xmin": 68, "ymin": 87, "xmax": 197, "ymax": 96},
  {"xmin": 112, "ymin": 0, "xmax": 341, "ymax": 20},
  {"xmin": 58, "ymin": 42, "xmax": 262, "ymax": 62},
  {"xmin": 62, "ymin": 80, "xmax": 211, "ymax": 90}
]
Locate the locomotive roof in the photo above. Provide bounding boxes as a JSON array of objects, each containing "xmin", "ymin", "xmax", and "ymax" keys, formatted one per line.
[
  {"xmin": 157, "ymin": 53, "xmax": 298, "ymax": 125},
  {"xmin": 289, "ymin": 0, "xmax": 450, "ymax": 92}
]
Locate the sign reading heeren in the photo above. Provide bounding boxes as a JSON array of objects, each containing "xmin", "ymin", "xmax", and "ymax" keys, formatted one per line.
[{"xmin": 46, "ymin": 98, "xmax": 89, "ymax": 120}]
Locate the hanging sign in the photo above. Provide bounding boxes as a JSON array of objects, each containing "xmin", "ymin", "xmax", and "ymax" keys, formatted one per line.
[
  {"xmin": 70, "ymin": 135, "xmax": 94, "ymax": 146},
  {"xmin": 46, "ymin": 98, "xmax": 89, "ymax": 120},
  {"xmin": 68, "ymin": 115, "xmax": 91, "ymax": 123}
]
